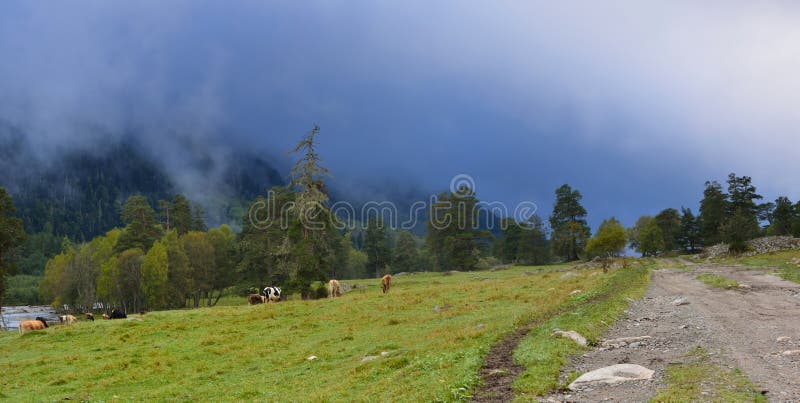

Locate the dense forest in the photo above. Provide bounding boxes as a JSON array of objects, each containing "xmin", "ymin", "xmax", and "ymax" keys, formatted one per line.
[{"xmin": 2, "ymin": 126, "xmax": 800, "ymax": 311}]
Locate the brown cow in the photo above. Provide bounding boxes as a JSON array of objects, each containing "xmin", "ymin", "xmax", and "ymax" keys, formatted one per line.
[
  {"xmin": 382, "ymin": 274, "xmax": 392, "ymax": 294},
  {"xmin": 328, "ymin": 279, "xmax": 342, "ymax": 298},
  {"xmin": 102, "ymin": 313, "xmax": 110, "ymax": 320},
  {"xmin": 85, "ymin": 312, "xmax": 95, "ymax": 321},
  {"xmin": 248, "ymin": 294, "xmax": 266, "ymax": 305},
  {"xmin": 19, "ymin": 317, "xmax": 48, "ymax": 334},
  {"xmin": 59, "ymin": 314, "xmax": 78, "ymax": 325}
]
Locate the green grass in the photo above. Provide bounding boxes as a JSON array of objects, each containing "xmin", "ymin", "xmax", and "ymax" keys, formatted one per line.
[
  {"xmin": 650, "ymin": 347, "xmax": 766, "ymax": 402},
  {"xmin": 0, "ymin": 264, "xmax": 617, "ymax": 401},
  {"xmin": 716, "ymin": 250, "xmax": 800, "ymax": 284},
  {"xmin": 512, "ymin": 261, "xmax": 653, "ymax": 398},
  {"xmin": 696, "ymin": 273, "xmax": 740, "ymax": 289}
]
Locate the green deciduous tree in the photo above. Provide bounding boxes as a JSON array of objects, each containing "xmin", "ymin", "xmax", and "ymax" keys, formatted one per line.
[
  {"xmin": 141, "ymin": 239, "xmax": 169, "ymax": 309},
  {"xmin": 639, "ymin": 219, "xmax": 665, "ymax": 257},
  {"xmin": 206, "ymin": 225, "xmax": 236, "ymax": 306},
  {"xmin": 586, "ymin": 217, "xmax": 627, "ymax": 258},
  {"xmin": 163, "ymin": 230, "xmax": 190, "ymax": 308},
  {"xmin": 181, "ymin": 231, "xmax": 214, "ymax": 308}
]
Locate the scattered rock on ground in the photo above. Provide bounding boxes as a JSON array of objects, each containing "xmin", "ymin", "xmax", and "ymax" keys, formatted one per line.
[
  {"xmin": 307, "ymin": 356, "xmax": 318, "ymax": 361},
  {"xmin": 568, "ymin": 364, "xmax": 654, "ymax": 390},
  {"xmin": 570, "ymin": 289, "xmax": 582, "ymax": 296},
  {"xmin": 553, "ymin": 330, "xmax": 588, "ymax": 346},
  {"xmin": 602, "ymin": 336, "xmax": 652, "ymax": 349},
  {"xmin": 781, "ymin": 350, "xmax": 800, "ymax": 357},
  {"xmin": 361, "ymin": 355, "xmax": 379, "ymax": 362},
  {"xmin": 672, "ymin": 297, "xmax": 690, "ymax": 306},
  {"xmin": 777, "ymin": 336, "xmax": 791, "ymax": 343}
]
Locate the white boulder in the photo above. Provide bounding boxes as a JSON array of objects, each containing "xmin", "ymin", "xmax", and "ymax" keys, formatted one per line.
[{"xmin": 569, "ymin": 364, "xmax": 654, "ymax": 390}]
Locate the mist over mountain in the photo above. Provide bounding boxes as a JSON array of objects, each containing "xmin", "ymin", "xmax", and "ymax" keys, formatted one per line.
[{"xmin": 0, "ymin": 121, "xmax": 288, "ymax": 239}]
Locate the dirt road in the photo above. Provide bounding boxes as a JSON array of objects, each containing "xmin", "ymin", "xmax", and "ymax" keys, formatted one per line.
[{"xmin": 545, "ymin": 261, "xmax": 800, "ymax": 402}]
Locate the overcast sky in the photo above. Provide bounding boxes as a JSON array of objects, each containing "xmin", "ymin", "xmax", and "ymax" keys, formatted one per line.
[{"xmin": 2, "ymin": 1, "xmax": 799, "ymax": 229}]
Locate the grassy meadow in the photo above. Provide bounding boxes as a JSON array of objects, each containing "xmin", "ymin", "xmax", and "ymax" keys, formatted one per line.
[{"xmin": 0, "ymin": 263, "xmax": 650, "ymax": 401}]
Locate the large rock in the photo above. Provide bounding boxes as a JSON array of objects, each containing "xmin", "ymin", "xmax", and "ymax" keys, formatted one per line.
[
  {"xmin": 568, "ymin": 364, "xmax": 654, "ymax": 390},
  {"xmin": 552, "ymin": 330, "xmax": 587, "ymax": 346}
]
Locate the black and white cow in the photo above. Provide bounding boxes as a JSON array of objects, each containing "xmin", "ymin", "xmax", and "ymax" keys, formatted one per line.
[{"xmin": 263, "ymin": 286, "xmax": 282, "ymax": 302}]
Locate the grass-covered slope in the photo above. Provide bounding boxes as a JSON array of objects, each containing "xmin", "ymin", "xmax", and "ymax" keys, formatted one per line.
[
  {"xmin": 512, "ymin": 260, "xmax": 652, "ymax": 397},
  {"xmin": 715, "ymin": 249, "xmax": 800, "ymax": 284},
  {"xmin": 0, "ymin": 265, "xmax": 626, "ymax": 401}
]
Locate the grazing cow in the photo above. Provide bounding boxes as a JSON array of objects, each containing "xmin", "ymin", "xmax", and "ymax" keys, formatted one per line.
[
  {"xmin": 102, "ymin": 313, "xmax": 110, "ymax": 320},
  {"xmin": 382, "ymin": 274, "xmax": 392, "ymax": 294},
  {"xmin": 19, "ymin": 317, "xmax": 48, "ymax": 334},
  {"xmin": 327, "ymin": 279, "xmax": 342, "ymax": 298},
  {"xmin": 59, "ymin": 314, "xmax": 78, "ymax": 325},
  {"xmin": 263, "ymin": 287, "xmax": 282, "ymax": 302},
  {"xmin": 109, "ymin": 309, "xmax": 127, "ymax": 319},
  {"xmin": 248, "ymin": 293, "xmax": 266, "ymax": 305},
  {"xmin": 85, "ymin": 312, "xmax": 95, "ymax": 321}
]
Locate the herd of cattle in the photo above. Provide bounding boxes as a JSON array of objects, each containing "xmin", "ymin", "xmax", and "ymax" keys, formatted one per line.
[
  {"xmin": 17, "ymin": 309, "xmax": 128, "ymax": 334},
  {"xmin": 18, "ymin": 275, "xmax": 395, "ymax": 334},
  {"xmin": 247, "ymin": 274, "xmax": 393, "ymax": 305}
]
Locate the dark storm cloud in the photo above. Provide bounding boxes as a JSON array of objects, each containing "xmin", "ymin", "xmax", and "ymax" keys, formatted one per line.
[{"xmin": 2, "ymin": 1, "xmax": 799, "ymax": 228}]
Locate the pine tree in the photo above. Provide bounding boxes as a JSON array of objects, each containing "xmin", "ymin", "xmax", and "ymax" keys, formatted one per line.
[
  {"xmin": 393, "ymin": 230, "xmax": 419, "ymax": 273},
  {"xmin": 286, "ymin": 126, "xmax": 337, "ymax": 297},
  {"xmin": 654, "ymin": 208, "xmax": 681, "ymax": 252},
  {"xmin": 516, "ymin": 215, "xmax": 551, "ymax": 265},
  {"xmin": 549, "ymin": 184, "xmax": 590, "ymax": 261},
  {"xmin": 726, "ymin": 173, "xmax": 763, "ymax": 218},
  {"xmin": 699, "ymin": 181, "xmax": 728, "ymax": 245},
  {"xmin": 678, "ymin": 207, "xmax": 701, "ymax": 253},
  {"xmin": 115, "ymin": 195, "xmax": 163, "ymax": 253},
  {"xmin": 499, "ymin": 217, "xmax": 522, "ymax": 263},
  {"xmin": 0, "ymin": 187, "xmax": 26, "ymax": 307},
  {"xmin": 191, "ymin": 203, "xmax": 207, "ymax": 232},
  {"xmin": 769, "ymin": 197, "xmax": 794, "ymax": 236},
  {"xmin": 364, "ymin": 217, "xmax": 391, "ymax": 277},
  {"xmin": 171, "ymin": 195, "xmax": 193, "ymax": 235},
  {"xmin": 426, "ymin": 186, "xmax": 489, "ymax": 271}
]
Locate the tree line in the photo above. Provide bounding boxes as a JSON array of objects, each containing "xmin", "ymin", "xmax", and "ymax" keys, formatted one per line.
[
  {"xmin": 629, "ymin": 173, "xmax": 800, "ymax": 256},
  {"xmin": 2, "ymin": 128, "xmax": 800, "ymax": 311}
]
